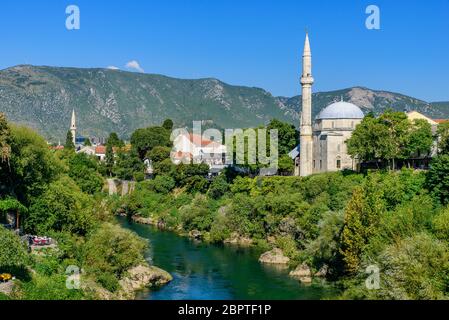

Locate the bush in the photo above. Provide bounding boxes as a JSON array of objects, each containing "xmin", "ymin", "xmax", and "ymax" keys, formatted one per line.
[
  {"xmin": 26, "ymin": 176, "xmax": 95, "ymax": 236},
  {"xmin": 426, "ymin": 155, "xmax": 449, "ymax": 205},
  {"xmin": 179, "ymin": 195, "xmax": 215, "ymax": 232},
  {"xmin": 432, "ymin": 207, "xmax": 449, "ymax": 241},
  {"xmin": 152, "ymin": 175, "xmax": 176, "ymax": 194},
  {"xmin": 0, "ymin": 226, "xmax": 29, "ymax": 270},
  {"xmin": 133, "ymin": 172, "xmax": 145, "ymax": 182},
  {"xmin": 82, "ymin": 223, "xmax": 146, "ymax": 278},
  {"xmin": 207, "ymin": 175, "xmax": 229, "ymax": 199},
  {"xmin": 97, "ymin": 272, "xmax": 120, "ymax": 292}
]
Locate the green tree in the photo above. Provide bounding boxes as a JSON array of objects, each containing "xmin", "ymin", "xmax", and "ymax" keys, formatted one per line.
[
  {"xmin": 162, "ymin": 119, "xmax": 174, "ymax": 131},
  {"xmin": 131, "ymin": 126, "xmax": 171, "ymax": 160},
  {"xmin": 65, "ymin": 130, "xmax": 75, "ymax": 150},
  {"xmin": 83, "ymin": 223, "xmax": 146, "ymax": 278},
  {"xmin": 437, "ymin": 122, "xmax": 449, "ymax": 155},
  {"xmin": 267, "ymin": 119, "xmax": 298, "ymax": 155},
  {"xmin": 426, "ymin": 155, "xmax": 449, "ymax": 205},
  {"xmin": 67, "ymin": 153, "xmax": 104, "ymax": 194},
  {"xmin": 84, "ymin": 138, "xmax": 92, "ymax": 146},
  {"xmin": 105, "ymin": 144, "xmax": 114, "ymax": 177},
  {"xmin": 404, "ymin": 119, "xmax": 433, "ymax": 161},
  {"xmin": 0, "ymin": 226, "xmax": 29, "ymax": 270},
  {"xmin": 347, "ymin": 111, "xmax": 414, "ymax": 169},
  {"xmin": 1, "ymin": 125, "xmax": 61, "ymax": 204},
  {"xmin": 278, "ymin": 155, "xmax": 294, "ymax": 175},
  {"xmin": 147, "ymin": 146, "xmax": 171, "ymax": 162},
  {"xmin": 25, "ymin": 176, "xmax": 94, "ymax": 236},
  {"xmin": 0, "ymin": 113, "xmax": 11, "ymax": 165},
  {"xmin": 106, "ymin": 132, "xmax": 124, "ymax": 148},
  {"xmin": 340, "ymin": 177, "xmax": 385, "ymax": 273},
  {"xmin": 114, "ymin": 150, "xmax": 144, "ymax": 181},
  {"xmin": 207, "ymin": 174, "xmax": 229, "ymax": 199}
]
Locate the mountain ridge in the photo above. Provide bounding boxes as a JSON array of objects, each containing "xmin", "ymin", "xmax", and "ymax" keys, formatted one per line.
[{"xmin": 0, "ymin": 65, "xmax": 447, "ymax": 141}]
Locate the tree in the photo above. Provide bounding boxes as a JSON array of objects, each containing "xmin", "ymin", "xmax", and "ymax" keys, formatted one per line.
[
  {"xmin": 84, "ymin": 138, "xmax": 92, "ymax": 146},
  {"xmin": 404, "ymin": 119, "xmax": 433, "ymax": 161},
  {"xmin": 114, "ymin": 150, "xmax": 144, "ymax": 181},
  {"xmin": 147, "ymin": 146, "xmax": 171, "ymax": 162},
  {"xmin": 278, "ymin": 155, "xmax": 294, "ymax": 175},
  {"xmin": 0, "ymin": 226, "xmax": 29, "ymax": 269},
  {"xmin": 0, "ymin": 113, "xmax": 11, "ymax": 165},
  {"xmin": 83, "ymin": 223, "xmax": 146, "ymax": 278},
  {"xmin": 67, "ymin": 153, "xmax": 104, "ymax": 194},
  {"xmin": 267, "ymin": 119, "xmax": 298, "ymax": 155},
  {"xmin": 340, "ymin": 177, "xmax": 385, "ymax": 273},
  {"xmin": 106, "ymin": 132, "xmax": 124, "ymax": 148},
  {"xmin": 426, "ymin": 155, "xmax": 449, "ymax": 205},
  {"xmin": 65, "ymin": 130, "xmax": 75, "ymax": 150},
  {"xmin": 131, "ymin": 126, "xmax": 171, "ymax": 160},
  {"xmin": 1, "ymin": 125, "xmax": 61, "ymax": 204},
  {"xmin": 25, "ymin": 176, "xmax": 94, "ymax": 236},
  {"xmin": 105, "ymin": 144, "xmax": 114, "ymax": 177},
  {"xmin": 207, "ymin": 174, "xmax": 229, "ymax": 199},
  {"xmin": 437, "ymin": 122, "xmax": 449, "ymax": 155},
  {"xmin": 162, "ymin": 119, "xmax": 174, "ymax": 131},
  {"xmin": 347, "ymin": 110, "xmax": 418, "ymax": 169}
]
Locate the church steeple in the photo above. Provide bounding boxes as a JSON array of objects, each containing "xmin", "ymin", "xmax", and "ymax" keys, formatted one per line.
[
  {"xmin": 70, "ymin": 109, "xmax": 76, "ymax": 146},
  {"xmin": 299, "ymin": 32, "xmax": 314, "ymax": 177}
]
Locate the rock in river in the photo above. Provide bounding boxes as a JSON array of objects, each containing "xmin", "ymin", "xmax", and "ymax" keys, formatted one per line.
[
  {"xmin": 258, "ymin": 248, "xmax": 290, "ymax": 264},
  {"xmin": 289, "ymin": 263, "xmax": 312, "ymax": 284}
]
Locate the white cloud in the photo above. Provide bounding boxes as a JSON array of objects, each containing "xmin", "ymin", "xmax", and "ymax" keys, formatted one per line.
[
  {"xmin": 125, "ymin": 60, "xmax": 144, "ymax": 73},
  {"xmin": 107, "ymin": 66, "xmax": 120, "ymax": 70}
]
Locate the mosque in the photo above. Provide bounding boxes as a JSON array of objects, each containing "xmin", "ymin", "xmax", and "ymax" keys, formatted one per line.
[{"xmin": 290, "ymin": 34, "xmax": 366, "ymax": 176}]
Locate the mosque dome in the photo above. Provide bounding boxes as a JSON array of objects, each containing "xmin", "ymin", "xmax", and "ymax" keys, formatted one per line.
[{"xmin": 316, "ymin": 101, "xmax": 364, "ymax": 120}]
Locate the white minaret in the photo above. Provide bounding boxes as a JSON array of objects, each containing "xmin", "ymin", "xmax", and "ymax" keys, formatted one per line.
[
  {"xmin": 299, "ymin": 33, "xmax": 314, "ymax": 177},
  {"xmin": 70, "ymin": 109, "xmax": 77, "ymax": 146}
]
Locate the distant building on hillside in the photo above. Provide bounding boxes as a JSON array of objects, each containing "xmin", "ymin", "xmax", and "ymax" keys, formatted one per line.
[{"xmin": 171, "ymin": 133, "xmax": 227, "ymax": 171}]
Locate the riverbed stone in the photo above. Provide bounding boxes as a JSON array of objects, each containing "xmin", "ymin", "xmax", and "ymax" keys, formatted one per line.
[
  {"xmin": 132, "ymin": 215, "xmax": 156, "ymax": 226},
  {"xmin": 189, "ymin": 230, "xmax": 203, "ymax": 240},
  {"xmin": 224, "ymin": 233, "xmax": 253, "ymax": 246},
  {"xmin": 118, "ymin": 265, "xmax": 173, "ymax": 299},
  {"xmin": 289, "ymin": 263, "xmax": 313, "ymax": 284},
  {"xmin": 258, "ymin": 248, "xmax": 290, "ymax": 264}
]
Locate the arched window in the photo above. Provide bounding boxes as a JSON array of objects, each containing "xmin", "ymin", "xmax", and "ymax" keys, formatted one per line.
[{"xmin": 336, "ymin": 159, "xmax": 341, "ymax": 169}]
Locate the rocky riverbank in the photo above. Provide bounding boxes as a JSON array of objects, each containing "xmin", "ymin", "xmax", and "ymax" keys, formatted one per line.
[{"xmin": 83, "ymin": 264, "xmax": 172, "ymax": 300}]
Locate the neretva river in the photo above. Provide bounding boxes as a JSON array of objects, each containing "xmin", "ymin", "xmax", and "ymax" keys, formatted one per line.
[{"xmin": 118, "ymin": 217, "xmax": 336, "ymax": 300}]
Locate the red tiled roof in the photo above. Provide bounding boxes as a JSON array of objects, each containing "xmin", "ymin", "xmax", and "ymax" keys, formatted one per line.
[
  {"xmin": 95, "ymin": 146, "xmax": 106, "ymax": 154},
  {"xmin": 434, "ymin": 119, "xmax": 449, "ymax": 124},
  {"xmin": 49, "ymin": 145, "xmax": 64, "ymax": 150},
  {"xmin": 171, "ymin": 151, "xmax": 193, "ymax": 159}
]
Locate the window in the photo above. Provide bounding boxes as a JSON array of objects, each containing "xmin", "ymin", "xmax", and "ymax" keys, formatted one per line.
[
  {"xmin": 337, "ymin": 144, "xmax": 341, "ymax": 152},
  {"xmin": 332, "ymin": 121, "xmax": 335, "ymax": 128},
  {"xmin": 313, "ymin": 160, "xmax": 316, "ymax": 168},
  {"xmin": 320, "ymin": 160, "xmax": 322, "ymax": 169},
  {"xmin": 336, "ymin": 159, "xmax": 341, "ymax": 169}
]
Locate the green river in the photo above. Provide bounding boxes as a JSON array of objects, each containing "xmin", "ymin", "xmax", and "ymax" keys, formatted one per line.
[{"xmin": 118, "ymin": 217, "xmax": 336, "ymax": 300}]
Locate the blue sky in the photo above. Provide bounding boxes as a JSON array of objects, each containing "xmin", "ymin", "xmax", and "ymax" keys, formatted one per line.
[{"xmin": 0, "ymin": 0, "xmax": 448, "ymax": 101}]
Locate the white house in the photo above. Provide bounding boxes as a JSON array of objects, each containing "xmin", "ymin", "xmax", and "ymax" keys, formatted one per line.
[{"xmin": 171, "ymin": 133, "xmax": 227, "ymax": 169}]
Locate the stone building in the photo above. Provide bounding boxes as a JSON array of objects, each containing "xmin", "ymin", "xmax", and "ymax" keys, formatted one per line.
[{"xmin": 292, "ymin": 33, "xmax": 365, "ymax": 176}]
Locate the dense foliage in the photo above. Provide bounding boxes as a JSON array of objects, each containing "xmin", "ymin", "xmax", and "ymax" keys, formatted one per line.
[{"xmin": 0, "ymin": 113, "xmax": 150, "ymax": 300}]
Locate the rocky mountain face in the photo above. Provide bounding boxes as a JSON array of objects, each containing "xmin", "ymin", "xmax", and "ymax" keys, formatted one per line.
[{"xmin": 0, "ymin": 65, "xmax": 447, "ymax": 141}]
